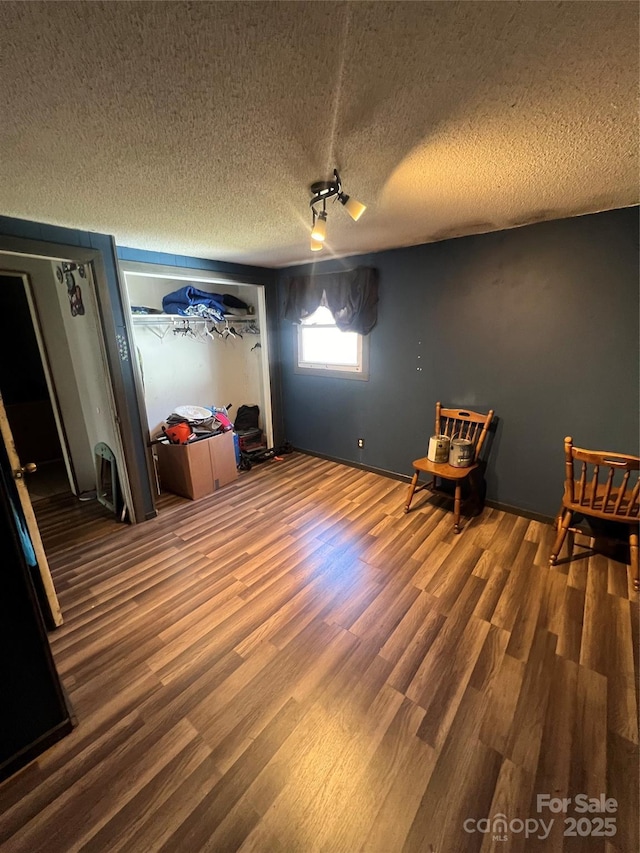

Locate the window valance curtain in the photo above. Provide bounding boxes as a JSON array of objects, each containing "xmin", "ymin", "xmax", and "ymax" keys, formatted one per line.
[{"xmin": 283, "ymin": 267, "xmax": 378, "ymax": 335}]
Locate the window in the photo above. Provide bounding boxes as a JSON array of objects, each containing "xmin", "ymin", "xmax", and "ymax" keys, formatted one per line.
[{"xmin": 295, "ymin": 306, "xmax": 369, "ymax": 380}]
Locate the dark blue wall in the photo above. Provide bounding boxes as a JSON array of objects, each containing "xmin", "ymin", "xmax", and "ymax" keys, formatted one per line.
[{"xmin": 278, "ymin": 207, "xmax": 640, "ymax": 518}]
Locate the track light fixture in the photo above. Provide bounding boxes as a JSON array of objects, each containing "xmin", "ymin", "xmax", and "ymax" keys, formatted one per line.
[{"xmin": 309, "ymin": 169, "xmax": 366, "ymax": 252}]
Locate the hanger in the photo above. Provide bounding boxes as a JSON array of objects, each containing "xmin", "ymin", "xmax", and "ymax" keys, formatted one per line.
[{"xmin": 173, "ymin": 319, "xmax": 195, "ymax": 337}]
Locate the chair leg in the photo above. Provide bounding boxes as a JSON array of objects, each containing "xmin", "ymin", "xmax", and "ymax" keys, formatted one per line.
[
  {"xmin": 630, "ymin": 527, "xmax": 639, "ymax": 592},
  {"xmin": 550, "ymin": 509, "xmax": 571, "ymax": 565},
  {"xmin": 405, "ymin": 471, "xmax": 419, "ymax": 514},
  {"xmin": 453, "ymin": 482, "xmax": 462, "ymax": 533}
]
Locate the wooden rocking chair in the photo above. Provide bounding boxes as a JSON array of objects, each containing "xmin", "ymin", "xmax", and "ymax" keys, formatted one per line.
[
  {"xmin": 404, "ymin": 403, "xmax": 494, "ymax": 533},
  {"xmin": 549, "ymin": 436, "xmax": 639, "ymax": 591}
]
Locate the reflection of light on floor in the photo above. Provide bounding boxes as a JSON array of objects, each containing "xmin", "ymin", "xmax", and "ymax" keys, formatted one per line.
[
  {"xmin": 241, "ymin": 695, "xmax": 372, "ymax": 848},
  {"xmin": 243, "ymin": 662, "xmax": 429, "ymax": 851}
]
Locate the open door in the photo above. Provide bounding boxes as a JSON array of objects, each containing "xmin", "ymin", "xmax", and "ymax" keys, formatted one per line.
[{"xmin": 0, "ymin": 389, "xmax": 62, "ymax": 627}]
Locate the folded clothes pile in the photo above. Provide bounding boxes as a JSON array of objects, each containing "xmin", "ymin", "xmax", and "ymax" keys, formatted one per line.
[{"xmin": 162, "ymin": 287, "xmax": 250, "ymax": 321}]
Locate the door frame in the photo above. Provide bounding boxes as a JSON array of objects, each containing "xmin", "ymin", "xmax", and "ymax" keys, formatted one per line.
[
  {"xmin": 0, "ymin": 237, "xmax": 140, "ymax": 520},
  {"xmin": 119, "ymin": 261, "xmax": 276, "ymax": 490}
]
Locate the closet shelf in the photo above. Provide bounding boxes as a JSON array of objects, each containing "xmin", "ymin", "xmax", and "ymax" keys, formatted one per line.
[
  {"xmin": 130, "ymin": 312, "xmax": 261, "ymax": 340},
  {"xmin": 131, "ymin": 313, "xmax": 256, "ymax": 323}
]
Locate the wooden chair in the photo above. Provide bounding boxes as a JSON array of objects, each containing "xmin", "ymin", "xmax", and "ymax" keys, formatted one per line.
[
  {"xmin": 550, "ymin": 436, "xmax": 639, "ymax": 591},
  {"xmin": 404, "ymin": 403, "xmax": 494, "ymax": 533}
]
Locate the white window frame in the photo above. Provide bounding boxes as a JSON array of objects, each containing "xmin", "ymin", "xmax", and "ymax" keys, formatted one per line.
[{"xmin": 294, "ymin": 308, "xmax": 369, "ymax": 381}]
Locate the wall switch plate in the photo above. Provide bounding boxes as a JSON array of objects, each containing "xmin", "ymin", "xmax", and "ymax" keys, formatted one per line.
[{"xmin": 357, "ymin": 438, "xmax": 364, "ymax": 448}]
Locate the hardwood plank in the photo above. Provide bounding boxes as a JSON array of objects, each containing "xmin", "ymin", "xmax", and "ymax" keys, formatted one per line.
[
  {"xmin": 606, "ymin": 597, "xmax": 638, "ymax": 744},
  {"xmin": 416, "ymin": 615, "xmax": 490, "ymax": 749},
  {"xmin": 378, "ymin": 590, "xmax": 438, "ymax": 665},
  {"xmin": 469, "ymin": 623, "xmax": 510, "ymax": 692},
  {"xmin": 358, "ymin": 707, "xmax": 436, "ymax": 853},
  {"xmin": 529, "ymin": 656, "xmax": 579, "ymax": 852},
  {"xmin": 479, "ymin": 652, "xmax": 526, "ymax": 757},
  {"xmin": 569, "ymin": 665, "xmax": 608, "ymax": 805},
  {"xmin": 580, "ymin": 554, "xmax": 613, "ymax": 675},
  {"xmin": 490, "ymin": 539, "xmax": 538, "ymax": 632},
  {"xmin": 606, "ymin": 731, "xmax": 639, "ymax": 853},
  {"xmin": 0, "ymin": 712, "xmax": 146, "ymax": 843},
  {"xmin": 425, "ymin": 535, "xmax": 483, "ymax": 615},
  {"xmin": 474, "ymin": 565, "xmax": 510, "ymax": 623},
  {"xmin": 336, "ymin": 697, "xmax": 429, "ymax": 852},
  {"xmin": 480, "ymin": 759, "xmax": 536, "ymax": 853},
  {"xmin": 253, "ymin": 683, "xmax": 404, "ymax": 853},
  {"xmin": 157, "ymin": 698, "xmax": 306, "ymax": 853},
  {"xmin": 505, "ymin": 564, "xmax": 545, "ymax": 662},
  {"xmin": 556, "ymin": 584, "xmax": 587, "ymax": 664},
  {"xmin": 384, "ymin": 606, "xmax": 446, "ymax": 695},
  {"xmin": 401, "ymin": 685, "xmax": 490, "ymax": 853},
  {"xmin": 505, "ymin": 628, "xmax": 558, "ymax": 773},
  {"xmin": 79, "ymin": 736, "xmax": 213, "ymax": 853},
  {"xmin": 3, "ymin": 718, "xmax": 201, "ymax": 852},
  {"xmin": 118, "ymin": 754, "xmax": 225, "ymax": 852}
]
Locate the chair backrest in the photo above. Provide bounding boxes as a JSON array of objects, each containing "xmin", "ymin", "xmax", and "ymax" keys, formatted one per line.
[
  {"xmin": 563, "ymin": 436, "xmax": 640, "ymax": 522},
  {"xmin": 435, "ymin": 402, "xmax": 494, "ymax": 461}
]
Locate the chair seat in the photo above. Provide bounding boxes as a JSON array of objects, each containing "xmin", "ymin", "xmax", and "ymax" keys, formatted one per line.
[{"xmin": 412, "ymin": 457, "xmax": 479, "ymax": 480}]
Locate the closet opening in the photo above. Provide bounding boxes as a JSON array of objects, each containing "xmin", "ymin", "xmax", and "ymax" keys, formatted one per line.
[{"xmin": 119, "ymin": 262, "xmax": 275, "ymax": 509}]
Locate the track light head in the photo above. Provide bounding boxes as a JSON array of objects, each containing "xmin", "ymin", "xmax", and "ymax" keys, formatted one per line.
[
  {"xmin": 338, "ymin": 192, "xmax": 367, "ymax": 222},
  {"xmin": 311, "ymin": 209, "xmax": 327, "ymax": 242}
]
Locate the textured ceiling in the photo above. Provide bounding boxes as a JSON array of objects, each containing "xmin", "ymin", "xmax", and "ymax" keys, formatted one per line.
[{"xmin": 0, "ymin": 1, "xmax": 637, "ymax": 268}]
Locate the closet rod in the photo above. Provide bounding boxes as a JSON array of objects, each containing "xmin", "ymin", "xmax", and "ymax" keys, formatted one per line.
[{"xmin": 131, "ymin": 313, "xmax": 257, "ymax": 324}]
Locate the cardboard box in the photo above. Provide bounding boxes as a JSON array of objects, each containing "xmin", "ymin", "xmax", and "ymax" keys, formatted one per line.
[{"xmin": 155, "ymin": 431, "xmax": 238, "ymax": 500}]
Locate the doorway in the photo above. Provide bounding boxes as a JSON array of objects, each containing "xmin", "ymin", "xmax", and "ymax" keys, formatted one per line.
[
  {"xmin": 0, "ymin": 274, "xmax": 68, "ymax": 503},
  {"xmin": 0, "ymin": 250, "xmax": 135, "ymax": 626},
  {"xmin": 0, "ymin": 270, "xmax": 122, "ymax": 556}
]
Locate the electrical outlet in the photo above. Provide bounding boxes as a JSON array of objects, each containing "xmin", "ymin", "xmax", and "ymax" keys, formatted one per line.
[{"xmin": 357, "ymin": 438, "xmax": 364, "ymax": 448}]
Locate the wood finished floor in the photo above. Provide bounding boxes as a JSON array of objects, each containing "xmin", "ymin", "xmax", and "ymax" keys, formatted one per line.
[{"xmin": 1, "ymin": 452, "xmax": 638, "ymax": 852}]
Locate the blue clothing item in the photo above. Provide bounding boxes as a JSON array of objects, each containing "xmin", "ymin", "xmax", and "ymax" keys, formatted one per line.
[
  {"xmin": 162, "ymin": 287, "xmax": 227, "ymax": 321},
  {"xmin": 12, "ymin": 500, "xmax": 37, "ymax": 567},
  {"xmin": 0, "ymin": 461, "xmax": 37, "ymax": 567}
]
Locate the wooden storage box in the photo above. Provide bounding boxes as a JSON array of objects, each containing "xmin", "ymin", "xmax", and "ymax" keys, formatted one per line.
[{"xmin": 155, "ymin": 431, "xmax": 237, "ymax": 500}]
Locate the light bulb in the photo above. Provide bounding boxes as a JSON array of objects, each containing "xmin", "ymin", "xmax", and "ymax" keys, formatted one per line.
[
  {"xmin": 310, "ymin": 235, "xmax": 323, "ymax": 252},
  {"xmin": 311, "ymin": 212, "xmax": 327, "ymax": 242}
]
